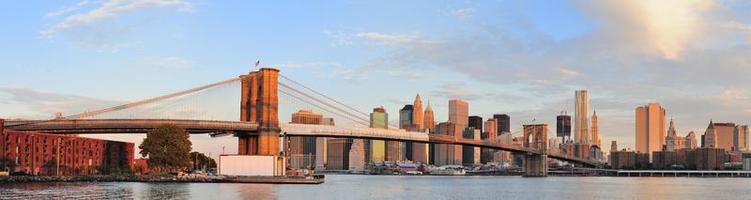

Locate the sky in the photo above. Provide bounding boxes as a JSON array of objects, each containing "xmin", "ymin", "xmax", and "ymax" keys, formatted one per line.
[{"xmin": 2, "ymin": 0, "xmax": 751, "ymax": 159}]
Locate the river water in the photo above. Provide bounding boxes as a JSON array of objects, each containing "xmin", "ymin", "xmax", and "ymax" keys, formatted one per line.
[{"xmin": 1, "ymin": 175, "xmax": 750, "ymax": 199}]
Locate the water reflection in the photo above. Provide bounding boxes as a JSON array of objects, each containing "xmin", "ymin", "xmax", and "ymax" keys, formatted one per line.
[{"xmin": 1, "ymin": 176, "xmax": 751, "ymax": 200}]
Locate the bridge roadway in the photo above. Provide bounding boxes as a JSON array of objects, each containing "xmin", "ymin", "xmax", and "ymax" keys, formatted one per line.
[{"xmin": 4, "ymin": 119, "xmax": 599, "ymax": 166}]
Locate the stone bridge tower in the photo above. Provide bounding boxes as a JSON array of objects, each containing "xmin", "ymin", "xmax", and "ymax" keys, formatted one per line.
[
  {"xmin": 238, "ymin": 68, "xmax": 281, "ymax": 156},
  {"xmin": 523, "ymin": 124, "xmax": 548, "ymax": 177}
]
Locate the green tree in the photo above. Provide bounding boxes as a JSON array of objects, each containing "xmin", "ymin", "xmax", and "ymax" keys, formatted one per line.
[{"xmin": 139, "ymin": 124, "xmax": 192, "ymax": 173}]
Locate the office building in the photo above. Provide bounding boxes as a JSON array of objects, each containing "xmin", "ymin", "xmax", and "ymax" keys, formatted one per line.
[
  {"xmin": 369, "ymin": 107, "xmax": 388, "ymax": 163},
  {"xmin": 423, "ymin": 100, "xmax": 436, "ymax": 130},
  {"xmin": 493, "ymin": 114, "xmax": 510, "ymax": 135},
  {"xmin": 468, "ymin": 116, "xmax": 483, "ymax": 132},
  {"xmin": 635, "ymin": 103, "xmax": 666, "ymax": 161},
  {"xmin": 556, "ymin": 113, "xmax": 572, "ymax": 142},
  {"xmin": 591, "ymin": 111, "xmax": 600, "ymax": 147},
  {"xmin": 413, "ymin": 94, "xmax": 424, "ymax": 130},
  {"xmin": 449, "ymin": 99, "xmax": 469, "ymax": 132},
  {"xmin": 574, "ymin": 90, "xmax": 590, "ymax": 144}
]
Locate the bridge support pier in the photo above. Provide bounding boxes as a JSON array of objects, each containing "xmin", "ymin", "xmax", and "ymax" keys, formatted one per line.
[{"xmin": 523, "ymin": 153, "xmax": 548, "ymax": 177}]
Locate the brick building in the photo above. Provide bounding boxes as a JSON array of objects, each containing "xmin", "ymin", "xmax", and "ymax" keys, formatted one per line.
[{"xmin": 1, "ymin": 127, "xmax": 134, "ymax": 176}]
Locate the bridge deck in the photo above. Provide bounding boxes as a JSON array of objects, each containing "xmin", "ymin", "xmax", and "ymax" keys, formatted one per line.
[{"xmin": 4, "ymin": 119, "xmax": 600, "ymax": 166}]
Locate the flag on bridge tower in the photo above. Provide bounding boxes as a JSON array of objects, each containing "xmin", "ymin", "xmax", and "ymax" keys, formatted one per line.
[{"xmin": 254, "ymin": 60, "xmax": 260, "ymax": 68}]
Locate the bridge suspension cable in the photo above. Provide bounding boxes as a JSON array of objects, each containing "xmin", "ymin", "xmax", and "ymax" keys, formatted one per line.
[
  {"xmin": 280, "ymin": 75, "xmax": 370, "ymax": 117},
  {"xmin": 279, "ymin": 75, "xmax": 401, "ymax": 129},
  {"xmin": 65, "ymin": 77, "xmax": 240, "ymax": 119},
  {"xmin": 279, "ymin": 82, "xmax": 370, "ymax": 124},
  {"xmin": 6, "ymin": 77, "xmax": 241, "ymax": 128},
  {"xmin": 278, "ymin": 89, "xmax": 369, "ymax": 127}
]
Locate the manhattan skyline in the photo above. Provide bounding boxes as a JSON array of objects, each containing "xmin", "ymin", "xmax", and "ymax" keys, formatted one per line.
[{"xmin": 2, "ymin": 0, "xmax": 751, "ymax": 157}]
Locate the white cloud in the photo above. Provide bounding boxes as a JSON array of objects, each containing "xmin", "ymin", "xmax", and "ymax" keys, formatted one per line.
[
  {"xmin": 355, "ymin": 32, "xmax": 437, "ymax": 46},
  {"xmin": 450, "ymin": 8, "xmax": 475, "ymax": 20},
  {"xmin": 47, "ymin": 0, "xmax": 91, "ymax": 17},
  {"xmin": 40, "ymin": 0, "xmax": 193, "ymax": 39}
]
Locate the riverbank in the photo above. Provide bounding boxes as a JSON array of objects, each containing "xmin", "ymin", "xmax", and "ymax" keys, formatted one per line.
[{"xmin": 0, "ymin": 175, "xmax": 324, "ymax": 184}]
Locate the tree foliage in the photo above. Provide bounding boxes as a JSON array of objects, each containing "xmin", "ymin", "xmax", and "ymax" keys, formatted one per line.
[{"xmin": 139, "ymin": 124, "xmax": 192, "ymax": 173}]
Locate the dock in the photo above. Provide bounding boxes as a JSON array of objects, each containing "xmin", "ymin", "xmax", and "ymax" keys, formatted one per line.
[{"xmin": 222, "ymin": 175, "xmax": 325, "ymax": 184}]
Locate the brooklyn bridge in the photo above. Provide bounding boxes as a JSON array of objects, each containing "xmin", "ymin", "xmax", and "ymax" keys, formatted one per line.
[{"xmin": 2, "ymin": 68, "xmax": 602, "ymax": 177}]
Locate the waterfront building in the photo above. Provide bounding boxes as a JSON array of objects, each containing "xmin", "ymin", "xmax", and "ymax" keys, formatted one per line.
[
  {"xmin": 609, "ymin": 151, "xmax": 650, "ymax": 169},
  {"xmin": 432, "ymin": 122, "xmax": 460, "ymax": 165},
  {"xmin": 289, "ymin": 110, "xmax": 323, "ymax": 169},
  {"xmin": 735, "ymin": 125, "xmax": 749, "ymax": 151},
  {"xmin": 369, "ymin": 107, "xmax": 388, "ymax": 163},
  {"xmin": 0, "ymin": 130, "xmax": 133, "ymax": 176},
  {"xmin": 574, "ymin": 90, "xmax": 590, "ymax": 144},
  {"xmin": 423, "ymin": 100, "xmax": 436, "ymax": 131},
  {"xmin": 556, "ymin": 113, "xmax": 572, "ymax": 142},
  {"xmin": 468, "ymin": 116, "xmax": 483, "ymax": 132},
  {"xmin": 493, "ymin": 114, "xmax": 510, "ymax": 135},
  {"xmin": 412, "ymin": 94, "xmax": 424, "ymax": 130},
  {"xmin": 702, "ymin": 121, "xmax": 749, "ymax": 152},
  {"xmin": 635, "ymin": 103, "xmax": 666, "ymax": 161},
  {"xmin": 591, "ymin": 111, "xmax": 600, "ymax": 147}
]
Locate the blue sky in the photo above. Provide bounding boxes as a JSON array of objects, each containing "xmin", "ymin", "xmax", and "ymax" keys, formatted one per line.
[{"xmin": 2, "ymin": 0, "xmax": 751, "ymax": 157}]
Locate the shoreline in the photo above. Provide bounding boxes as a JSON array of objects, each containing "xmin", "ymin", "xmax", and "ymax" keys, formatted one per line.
[{"xmin": 0, "ymin": 175, "xmax": 324, "ymax": 184}]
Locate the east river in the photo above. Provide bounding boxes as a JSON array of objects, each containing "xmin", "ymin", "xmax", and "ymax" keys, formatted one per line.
[{"xmin": 1, "ymin": 175, "xmax": 751, "ymax": 199}]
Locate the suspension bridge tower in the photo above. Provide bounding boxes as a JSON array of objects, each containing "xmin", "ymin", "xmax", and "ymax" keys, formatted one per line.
[
  {"xmin": 523, "ymin": 124, "xmax": 548, "ymax": 177},
  {"xmin": 237, "ymin": 68, "xmax": 281, "ymax": 156}
]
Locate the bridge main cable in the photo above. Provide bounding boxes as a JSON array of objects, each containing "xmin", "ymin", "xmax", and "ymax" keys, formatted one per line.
[{"xmin": 65, "ymin": 77, "xmax": 241, "ymax": 119}]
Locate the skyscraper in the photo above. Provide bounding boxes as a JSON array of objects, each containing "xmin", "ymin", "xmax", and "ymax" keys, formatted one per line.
[
  {"xmin": 369, "ymin": 107, "xmax": 388, "ymax": 162},
  {"xmin": 484, "ymin": 118, "xmax": 498, "ymax": 141},
  {"xmin": 591, "ymin": 111, "xmax": 600, "ymax": 147},
  {"xmin": 413, "ymin": 94, "xmax": 424, "ymax": 130},
  {"xmin": 574, "ymin": 90, "xmax": 590, "ymax": 144},
  {"xmin": 735, "ymin": 125, "xmax": 749, "ymax": 151},
  {"xmin": 556, "ymin": 113, "xmax": 572, "ymax": 142},
  {"xmin": 449, "ymin": 99, "xmax": 469, "ymax": 132},
  {"xmin": 399, "ymin": 105, "xmax": 414, "ymax": 129},
  {"xmin": 493, "ymin": 114, "xmax": 510, "ymax": 135},
  {"xmin": 399, "ymin": 104, "xmax": 415, "ymax": 161},
  {"xmin": 635, "ymin": 103, "xmax": 666, "ymax": 160},
  {"xmin": 468, "ymin": 116, "xmax": 483, "ymax": 132},
  {"xmin": 448, "ymin": 99, "xmax": 468, "ymax": 165},
  {"xmin": 423, "ymin": 100, "xmax": 435, "ymax": 130}
]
